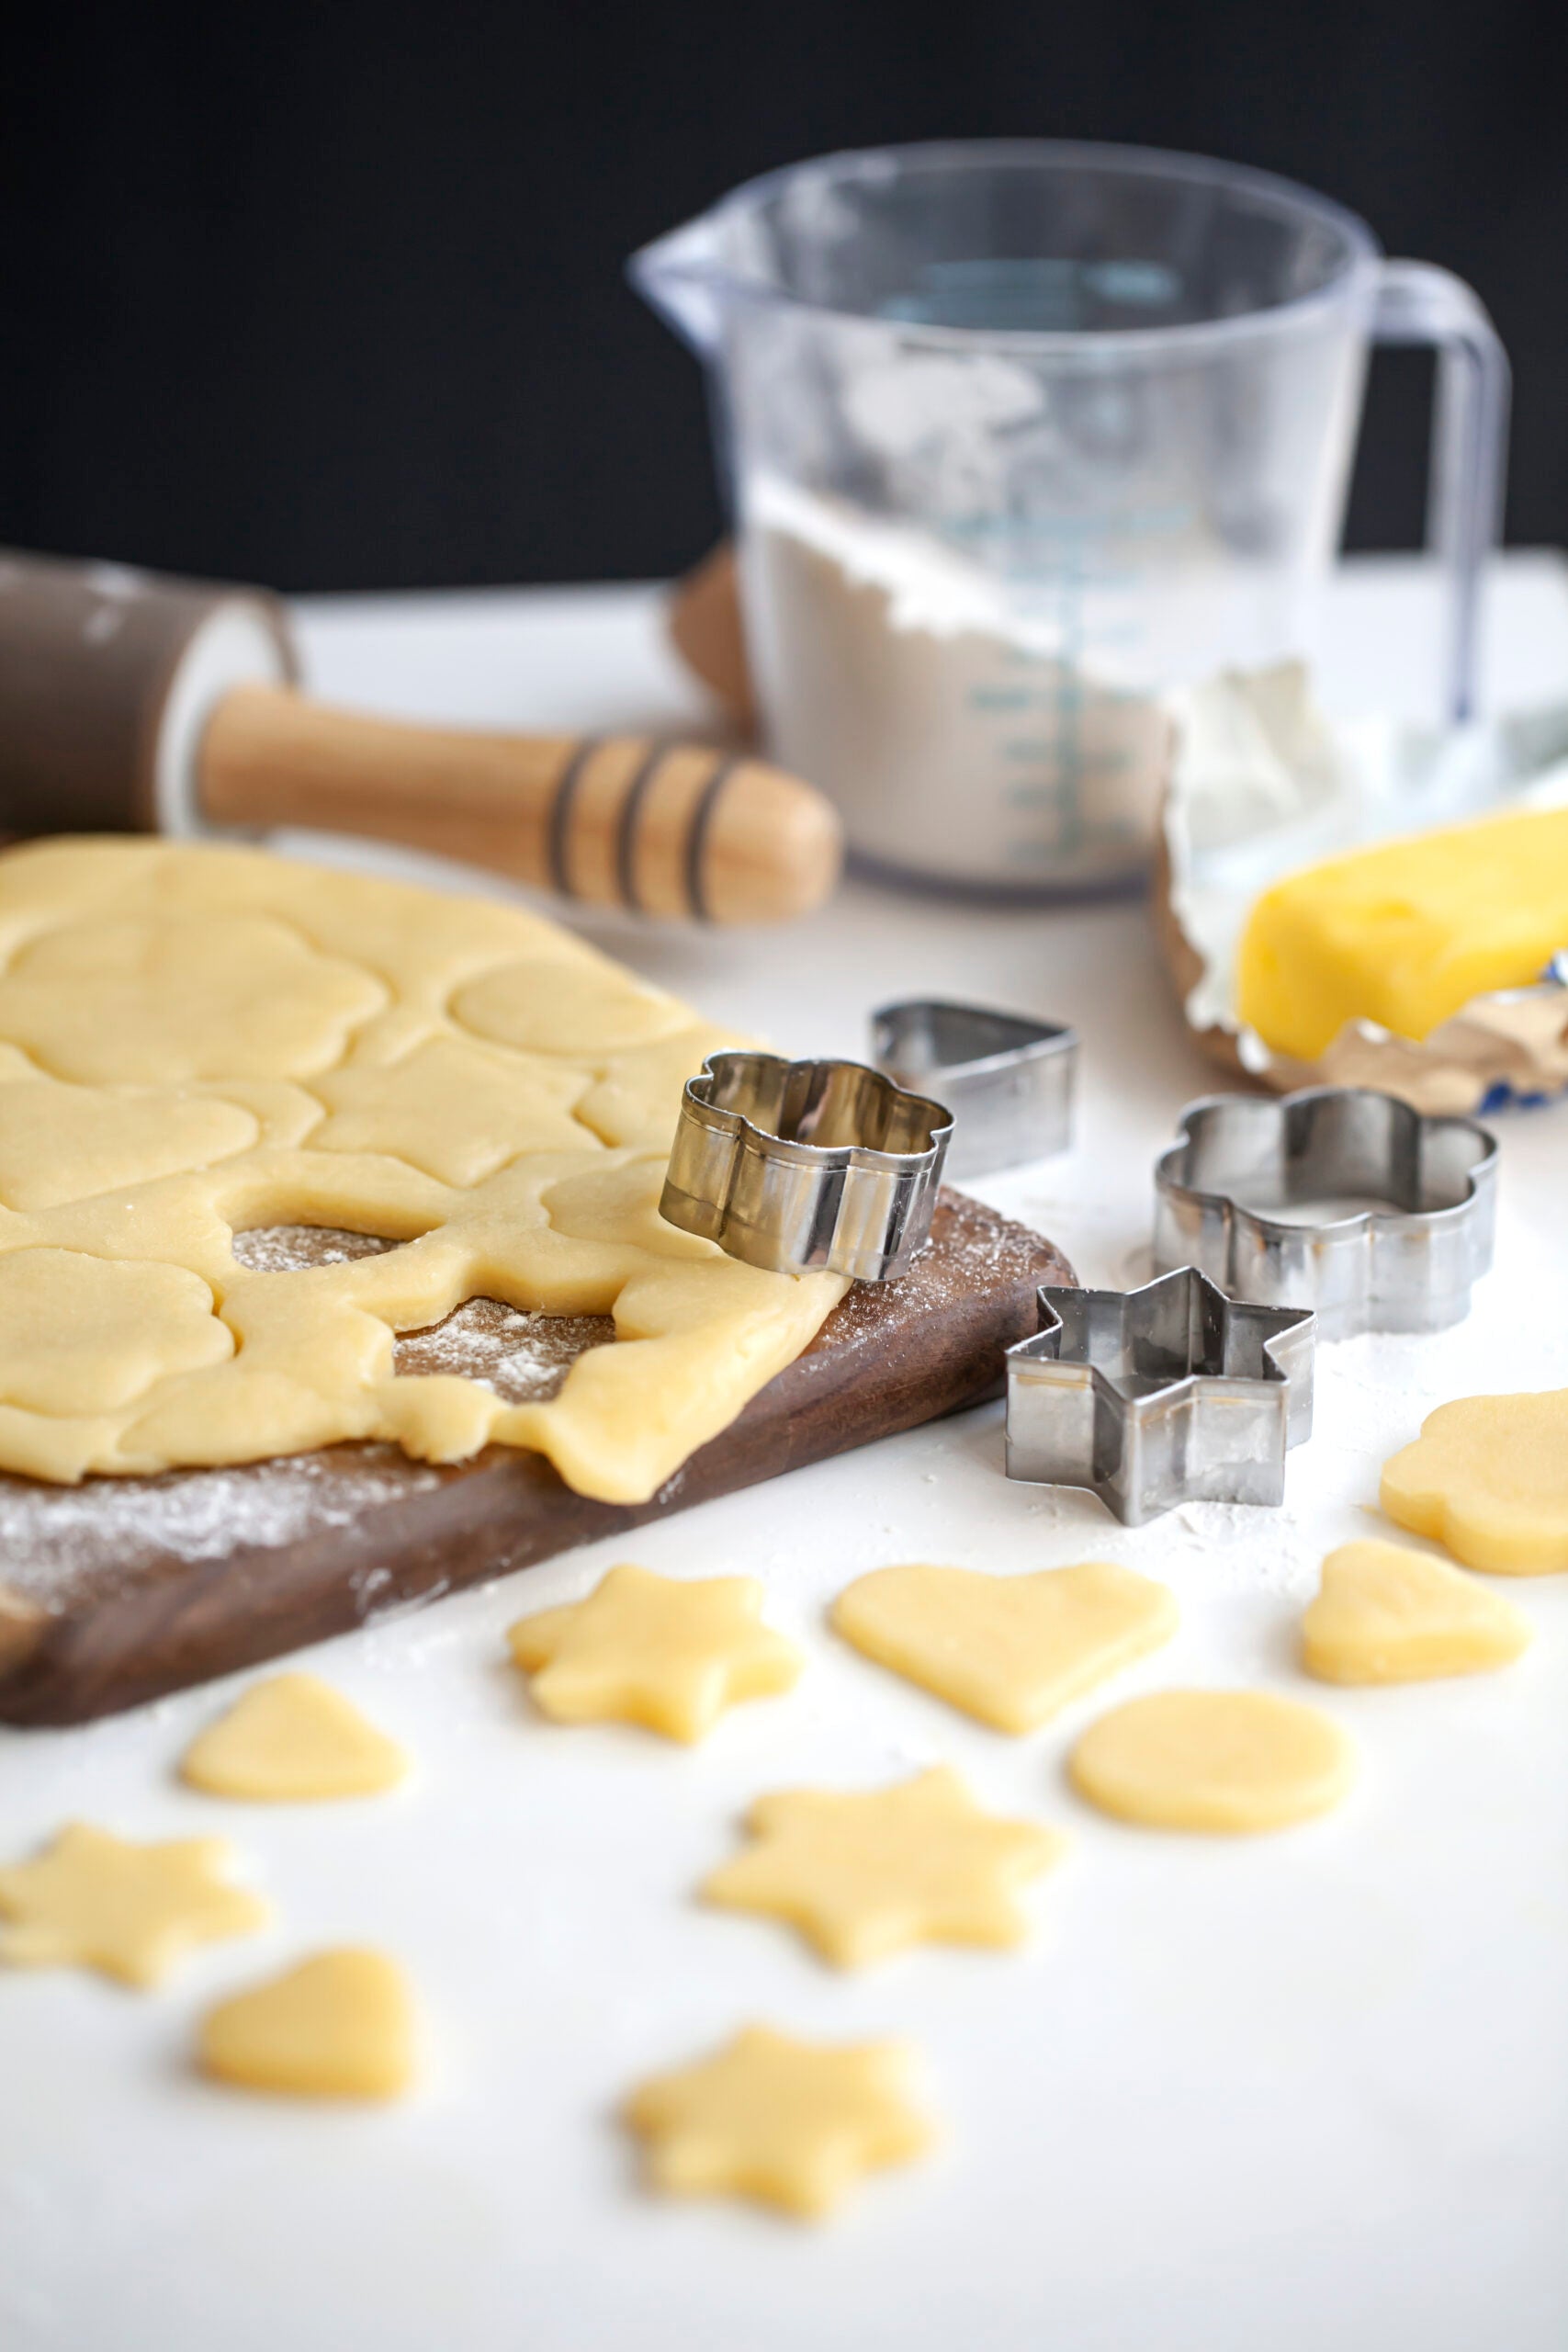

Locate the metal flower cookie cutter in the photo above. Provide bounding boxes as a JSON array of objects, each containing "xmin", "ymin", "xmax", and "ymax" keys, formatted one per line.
[
  {"xmin": 1153, "ymin": 1087, "xmax": 1498, "ymax": 1338},
  {"xmin": 660, "ymin": 1051, "xmax": 953, "ymax": 1281},
  {"xmin": 872, "ymin": 1001, "xmax": 1078, "ymax": 1179},
  {"xmin": 1005, "ymin": 1267, "xmax": 1314, "ymax": 1526}
]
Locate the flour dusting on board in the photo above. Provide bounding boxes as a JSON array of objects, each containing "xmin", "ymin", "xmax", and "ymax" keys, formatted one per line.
[
  {"xmin": 0, "ymin": 1227, "xmax": 614, "ymax": 1615},
  {"xmin": 0, "ymin": 1197, "xmax": 1063, "ymax": 1645}
]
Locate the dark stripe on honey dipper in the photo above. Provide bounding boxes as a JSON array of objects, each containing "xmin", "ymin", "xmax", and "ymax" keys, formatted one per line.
[
  {"xmin": 613, "ymin": 743, "xmax": 667, "ymax": 913},
  {"xmin": 684, "ymin": 755, "xmax": 739, "ymax": 922},
  {"xmin": 547, "ymin": 736, "xmax": 602, "ymax": 899}
]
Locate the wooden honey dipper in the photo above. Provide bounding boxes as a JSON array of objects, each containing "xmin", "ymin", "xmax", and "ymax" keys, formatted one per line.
[{"xmin": 0, "ymin": 548, "xmax": 840, "ymax": 923}]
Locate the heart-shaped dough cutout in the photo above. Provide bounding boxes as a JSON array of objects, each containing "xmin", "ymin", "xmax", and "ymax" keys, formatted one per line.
[
  {"xmin": 831, "ymin": 1560, "xmax": 1177, "ymax": 1734},
  {"xmin": 181, "ymin": 1673, "xmax": 409, "ymax": 1801},
  {"xmin": 199, "ymin": 1948, "xmax": 415, "ymax": 2099},
  {"xmin": 1302, "ymin": 1540, "xmax": 1530, "ymax": 1683}
]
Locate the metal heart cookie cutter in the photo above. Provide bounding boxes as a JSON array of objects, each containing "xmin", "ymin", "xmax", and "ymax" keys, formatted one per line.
[
  {"xmin": 872, "ymin": 1000, "xmax": 1078, "ymax": 1179},
  {"xmin": 660, "ymin": 1051, "xmax": 953, "ymax": 1281},
  {"xmin": 1153, "ymin": 1087, "xmax": 1498, "ymax": 1338},
  {"xmin": 1005, "ymin": 1267, "xmax": 1314, "ymax": 1526}
]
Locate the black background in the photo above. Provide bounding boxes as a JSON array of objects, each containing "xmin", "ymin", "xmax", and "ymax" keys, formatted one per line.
[{"xmin": 4, "ymin": 0, "xmax": 1564, "ymax": 592}]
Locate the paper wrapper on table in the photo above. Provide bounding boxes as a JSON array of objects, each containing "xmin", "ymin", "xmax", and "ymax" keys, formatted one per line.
[{"xmin": 1153, "ymin": 665, "xmax": 1568, "ymax": 1114}]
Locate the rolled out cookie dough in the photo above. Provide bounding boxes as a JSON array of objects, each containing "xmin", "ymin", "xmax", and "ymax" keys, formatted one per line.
[
  {"xmin": 0, "ymin": 840, "xmax": 844, "ymax": 1498},
  {"xmin": 831, "ymin": 1560, "xmax": 1178, "ymax": 1733},
  {"xmin": 1069, "ymin": 1690, "xmax": 1356, "ymax": 1834},
  {"xmin": 1381, "ymin": 1390, "xmax": 1568, "ymax": 1574},
  {"xmin": 180, "ymin": 1672, "xmax": 410, "ymax": 1800},
  {"xmin": 199, "ymin": 1948, "xmax": 415, "ymax": 2098},
  {"xmin": 1302, "ymin": 1540, "xmax": 1531, "ymax": 1684}
]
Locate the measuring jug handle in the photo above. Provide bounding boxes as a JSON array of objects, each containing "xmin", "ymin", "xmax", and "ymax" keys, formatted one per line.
[{"xmin": 1368, "ymin": 260, "xmax": 1510, "ymax": 724}]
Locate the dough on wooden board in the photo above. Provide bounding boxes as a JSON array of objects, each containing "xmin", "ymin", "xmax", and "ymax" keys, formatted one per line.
[
  {"xmin": 0, "ymin": 839, "xmax": 845, "ymax": 1498},
  {"xmin": 0, "ymin": 1823, "xmax": 267, "ymax": 1984},
  {"xmin": 831, "ymin": 1560, "xmax": 1178, "ymax": 1732},
  {"xmin": 1381, "ymin": 1390, "xmax": 1568, "ymax": 1573},
  {"xmin": 700, "ymin": 1765, "xmax": 1065, "ymax": 1967},
  {"xmin": 624, "ymin": 2025, "xmax": 932, "ymax": 2218},
  {"xmin": 1069, "ymin": 1690, "xmax": 1356, "ymax": 1833},
  {"xmin": 180, "ymin": 1673, "xmax": 410, "ymax": 1800},
  {"xmin": 199, "ymin": 1948, "xmax": 415, "ymax": 2099},
  {"xmin": 1302, "ymin": 1541, "xmax": 1531, "ymax": 1684},
  {"xmin": 508, "ymin": 1564, "xmax": 803, "ymax": 1742}
]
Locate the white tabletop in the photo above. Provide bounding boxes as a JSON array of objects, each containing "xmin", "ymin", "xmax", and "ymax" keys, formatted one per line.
[{"xmin": 5, "ymin": 556, "xmax": 1568, "ymax": 2352}]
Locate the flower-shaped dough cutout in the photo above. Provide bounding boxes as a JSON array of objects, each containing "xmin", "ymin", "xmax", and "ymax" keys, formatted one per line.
[
  {"xmin": 624, "ymin": 2025, "xmax": 933, "ymax": 2219},
  {"xmin": 507, "ymin": 1564, "xmax": 803, "ymax": 1742},
  {"xmin": 200, "ymin": 1949, "xmax": 416, "ymax": 2099},
  {"xmin": 1302, "ymin": 1540, "xmax": 1531, "ymax": 1683},
  {"xmin": 831, "ymin": 1560, "xmax": 1178, "ymax": 1733},
  {"xmin": 0, "ymin": 912, "xmax": 385, "ymax": 1083},
  {"xmin": 180, "ymin": 1673, "xmax": 411, "ymax": 1801},
  {"xmin": 0, "ymin": 1082, "xmax": 258, "ymax": 1214},
  {"xmin": 0, "ymin": 1823, "xmax": 269, "ymax": 1985},
  {"xmin": 701, "ymin": 1765, "xmax": 1065, "ymax": 1967},
  {"xmin": 1381, "ymin": 1390, "xmax": 1568, "ymax": 1573},
  {"xmin": 0, "ymin": 1250, "xmax": 231, "ymax": 1416},
  {"xmin": 1069, "ymin": 1690, "xmax": 1356, "ymax": 1834}
]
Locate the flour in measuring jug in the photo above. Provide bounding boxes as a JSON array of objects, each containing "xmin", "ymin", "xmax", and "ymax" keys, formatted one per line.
[{"xmin": 740, "ymin": 475, "xmax": 1172, "ymax": 891}]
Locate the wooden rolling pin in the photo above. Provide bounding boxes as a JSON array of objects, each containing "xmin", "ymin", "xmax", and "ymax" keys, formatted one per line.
[{"xmin": 0, "ymin": 548, "xmax": 840, "ymax": 923}]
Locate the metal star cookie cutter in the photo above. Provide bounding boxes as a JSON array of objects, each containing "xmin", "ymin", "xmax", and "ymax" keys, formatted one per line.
[
  {"xmin": 660, "ymin": 1050, "xmax": 953, "ymax": 1281},
  {"xmin": 871, "ymin": 1001, "xmax": 1077, "ymax": 1179},
  {"xmin": 1153, "ymin": 1087, "xmax": 1498, "ymax": 1338},
  {"xmin": 1005, "ymin": 1267, "xmax": 1314, "ymax": 1526}
]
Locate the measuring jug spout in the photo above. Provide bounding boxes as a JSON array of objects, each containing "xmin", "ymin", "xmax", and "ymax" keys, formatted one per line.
[{"xmin": 628, "ymin": 215, "xmax": 730, "ymax": 356}]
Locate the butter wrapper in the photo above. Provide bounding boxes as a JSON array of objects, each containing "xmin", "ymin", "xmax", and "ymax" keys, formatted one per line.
[{"xmin": 1154, "ymin": 665, "xmax": 1568, "ymax": 1114}]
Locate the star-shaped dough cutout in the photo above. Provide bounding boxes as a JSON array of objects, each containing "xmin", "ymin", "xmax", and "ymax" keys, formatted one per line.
[
  {"xmin": 1381, "ymin": 1389, "xmax": 1568, "ymax": 1573},
  {"xmin": 831, "ymin": 1560, "xmax": 1178, "ymax": 1732},
  {"xmin": 200, "ymin": 1948, "xmax": 416, "ymax": 2099},
  {"xmin": 180, "ymin": 1672, "xmax": 411, "ymax": 1801},
  {"xmin": 701, "ymin": 1765, "xmax": 1065, "ymax": 1966},
  {"xmin": 1301, "ymin": 1540, "xmax": 1530, "ymax": 1683},
  {"xmin": 624, "ymin": 2025, "xmax": 933, "ymax": 2218},
  {"xmin": 0, "ymin": 1823, "xmax": 269, "ymax": 1986},
  {"xmin": 507, "ymin": 1564, "xmax": 803, "ymax": 1742}
]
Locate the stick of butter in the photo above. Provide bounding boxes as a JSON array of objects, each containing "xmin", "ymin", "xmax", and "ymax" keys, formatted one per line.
[{"xmin": 1236, "ymin": 804, "xmax": 1568, "ymax": 1058}]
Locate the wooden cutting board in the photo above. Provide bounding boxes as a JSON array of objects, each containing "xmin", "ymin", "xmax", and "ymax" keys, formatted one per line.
[{"xmin": 0, "ymin": 1191, "xmax": 1070, "ymax": 1726}]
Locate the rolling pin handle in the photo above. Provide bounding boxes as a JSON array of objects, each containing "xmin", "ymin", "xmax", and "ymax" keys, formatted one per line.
[{"xmin": 196, "ymin": 686, "xmax": 840, "ymax": 926}]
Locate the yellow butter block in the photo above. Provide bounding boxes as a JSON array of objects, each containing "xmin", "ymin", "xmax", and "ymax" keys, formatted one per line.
[{"xmin": 1236, "ymin": 804, "xmax": 1568, "ymax": 1058}]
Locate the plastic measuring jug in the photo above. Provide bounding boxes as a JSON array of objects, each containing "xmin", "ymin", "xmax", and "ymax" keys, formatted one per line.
[{"xmin": 633, "ymin": 141, "xmax": 1508, "ymax": 894}]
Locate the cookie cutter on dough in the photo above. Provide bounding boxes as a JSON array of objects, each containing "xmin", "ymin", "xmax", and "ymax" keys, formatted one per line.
[
  {"xmin": 1005, "ymin": 1267, "xmax": 1314, "ymax": 1526},
  {"xmin": 1153, "ymin": 1087, "xmax": 1498, "ymax": 1339},
  {"xmin": 871, "ymin": 1001, "xmax": 1077, "ymax": 1180},
  {"xmin": 660, "ymin": 1051, "xmax": 953, "ymax": 1281}
]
